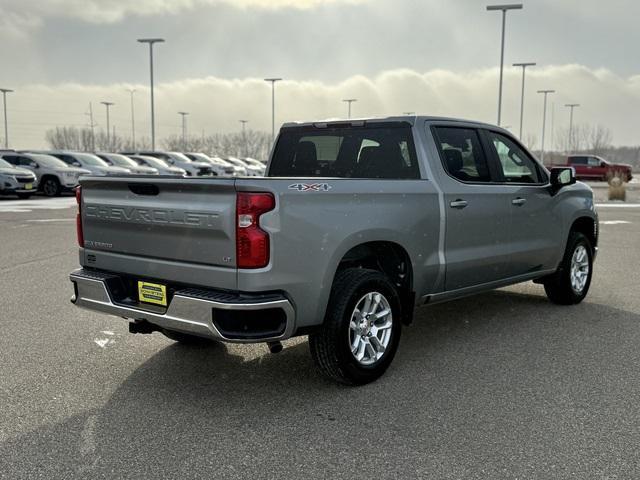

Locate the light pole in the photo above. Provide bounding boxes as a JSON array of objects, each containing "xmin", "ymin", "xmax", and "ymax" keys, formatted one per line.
[
  {"xmin": 565, "ymin": 103, "xmax": 580, "ymax": 153},
  {"xmin": 487, "ymin": 3, "xmax": 523, "ymax": 126},
  {"xmin": 342, "ymin": 98, "xmax": 357, "ymax": 119},
  {"xmin": 0, "ymin": 88, "xmax": 13, "ymax": 149},
  {"xmin": 512, "ymin": 62, "xmax": 535, "ymax": 139},
  {"xmin": 101, "ymin": 101, "xmax": 114, "ymax": 150},
  {"xmin": 239, "ymin": 120, "xmax": 248, "ymax": 156},
  {"xmin": 264, "ymin": 78, "xmax": 282, "ymax": 141},
  {"xmin": 537, "ymin": 89, "xmax": 555, "ymax": 165},
  {"xmin": 138, "ymin": 38, "xmax": 165, "ymax": 151},
  {"xmin": 178, "ymin": 111, "xmax": 189, "ymax": 150},
  {"xmin": 127, "ymin": 89, "xmax": 136, "ymax": 150}
]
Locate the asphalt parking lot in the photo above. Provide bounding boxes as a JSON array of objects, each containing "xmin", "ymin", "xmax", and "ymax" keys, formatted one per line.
[{"xmin": 1, "ymin": 196, "xmax": 639, "ymax": 479}]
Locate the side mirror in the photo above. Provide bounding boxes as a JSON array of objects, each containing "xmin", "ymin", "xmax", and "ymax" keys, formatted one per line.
[
  {"xmin": 30, "ymin": 162, "xmax": 39, "ymax": 168},
  {"xmin": 550, "ymin": 167, "xmax": 576, "ymax": 193},
  {"xmin": 73, "ymin": 161, "xmax": 81, "ymax": 167}
]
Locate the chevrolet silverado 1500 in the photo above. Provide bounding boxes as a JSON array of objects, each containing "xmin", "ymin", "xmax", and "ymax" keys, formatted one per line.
[{"xmin": 70, "ymin": 116, "xmax": 598, "ymax": 384}]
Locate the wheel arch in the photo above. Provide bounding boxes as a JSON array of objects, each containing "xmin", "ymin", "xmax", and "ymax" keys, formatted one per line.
[{"xmin": 325, "ymin": 240, "xmax": 416, "ymax": 325}]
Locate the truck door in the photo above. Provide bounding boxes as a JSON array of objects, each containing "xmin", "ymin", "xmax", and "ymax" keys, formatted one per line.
[
  {"xmin": 481, "ymin": 130, "xmax": 563, "ymax": 277},
  {"xmin": 431, "ymin": 126, "xmax": 511, "ymax": 291},
  {"xmin": 587, "ymin": 156, "xmax": 607, "ymax": 180}
]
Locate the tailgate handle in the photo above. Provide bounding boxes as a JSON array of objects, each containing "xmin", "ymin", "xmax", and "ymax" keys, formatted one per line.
[{"xmin": 128, "ymin": 184, "xmax": 159, "ymax": 196}]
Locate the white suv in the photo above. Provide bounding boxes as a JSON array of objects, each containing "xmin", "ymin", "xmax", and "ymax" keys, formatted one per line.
[{"xmin": 2, "ymin": 152, "xmax": 90, "ymax": 197}]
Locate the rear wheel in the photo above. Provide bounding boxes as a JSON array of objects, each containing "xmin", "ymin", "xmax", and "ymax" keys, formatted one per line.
[
  {"xmin": 543, "ymin": 231, "xmax": 593, "ymax": 305},
  {"xmin": 42, "ymin": 177, "xmax": 61, "ymax": 197},
  {"xmin": 162, "ymin": 329, "xmax": 217, "ymax": 345},
  {"xmin": 309, "ymin": 268, "xmax": 402, "ymax": 385}
]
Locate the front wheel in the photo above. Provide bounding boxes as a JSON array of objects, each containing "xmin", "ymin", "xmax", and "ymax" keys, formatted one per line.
[
  {"xmin": 309, "ymin": 268, "xmax": 402, "ymax": 385},
  {"xmin": 543, "ymin": 231, "xmax": 594, "ymax": 305},
  {"xmin": 42, "ymin": 177, "xmax": 61, "ymax": 197}
]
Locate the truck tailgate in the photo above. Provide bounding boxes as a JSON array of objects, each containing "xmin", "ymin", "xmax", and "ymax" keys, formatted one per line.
[{"xmin": 80, "ymin": 176, "xmax": 237, "ymax": 287}]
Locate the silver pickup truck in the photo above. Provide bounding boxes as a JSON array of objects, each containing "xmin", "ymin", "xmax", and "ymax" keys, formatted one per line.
[{"xmin": 69, "ymin": 116, "xmax": 598, "ymax": 385}]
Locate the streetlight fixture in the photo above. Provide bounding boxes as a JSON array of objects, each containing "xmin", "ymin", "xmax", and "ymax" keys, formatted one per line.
[
  {"xmin": 127, "ymin": 89, "xmax": 136, "ymax": 150},
  {"xmin": 512, "ymin": 62, "xmax": 536, "ymax": 139},
  {"xmin": 137, "ymin": 38, "xmax": 165, "ymax": 151},
  {"xmin": 342, "ymin": 98, "xmax": 357, "ymax": 119},
  {"xmin": 565, "ymin": 103, "xmax": 580, "ymax": 153},
  {"xmin": 403, "ymin": 111, "xmax": 415, "ymax": 115},
  {"xmin": 264, "ymin": 78, "xmax": 282, "ymax": 141},
  {"xmin": 178, "ymin": 111, "xmax": 189, "ymax": 150},
  {"xmin": 0, "ymin": 88, "xmax": 13, "ymax": 149},
  {"xmin": 101, "ymin": 101, "xmax": 115, "ymax": 150},
  {"xmin": 537, "ymin": 89, "xmax": 555, "ymax": 165},
  {"xmin": 487, "ymin": 3, "xmax": 523, "ymax": 126}
]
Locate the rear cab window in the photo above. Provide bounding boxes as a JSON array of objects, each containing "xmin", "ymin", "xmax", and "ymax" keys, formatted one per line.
[
  {"xmin": 432, "ymin": 126, "xmax": 492, "ymax": 183},
  {"xmin": 268, "ymin": 123, "xmax": 420, "ymax": 179}
]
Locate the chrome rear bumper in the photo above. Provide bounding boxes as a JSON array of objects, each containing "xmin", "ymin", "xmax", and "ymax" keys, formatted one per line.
[{"xmin": 69, "ymin": 269, "xmax": 295, "ymax": 343}]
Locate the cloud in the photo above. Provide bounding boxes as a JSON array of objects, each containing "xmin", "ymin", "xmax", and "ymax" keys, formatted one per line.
[
  {"xmin": 1, "ymin": 0, "xmax": 366, "ymax": 24},
  {"xmin": 6, "ymin": 64, "xmax": 640, "ymax": 149}
]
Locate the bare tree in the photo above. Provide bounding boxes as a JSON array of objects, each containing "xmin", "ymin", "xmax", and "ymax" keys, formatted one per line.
[
  {"xmin": 586, "ymin": 124, "xmax": 613, "ymax": 155},
  {"xmin": 45, "ymin": 126, "xmax": 150, "ymax": 152}
]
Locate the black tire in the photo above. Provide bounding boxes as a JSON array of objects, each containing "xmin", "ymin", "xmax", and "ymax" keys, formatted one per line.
[
  {"xmin": 162, "ymin": 329, "xmax": 217, "ymax": 345},
  {"xmin": 42, "ymin": 177, "xmax": 61, "ymax": 197},
  {"xmin": 17, "ymin": 193, "xmax": 32, "ymax": 199},
  {"xmin": 309, "ymin": 268, "xmax": 402, "ymax": 385},
  {"xmin": 543, "ymin": 231, "xmax": 594, "ymax": 305}
]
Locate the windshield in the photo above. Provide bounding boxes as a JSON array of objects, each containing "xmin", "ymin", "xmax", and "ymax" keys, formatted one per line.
[
  {"xmin": 0, "ymin": 158, "xmax": 13, "ymax": 168},
  {"xmin": 75, "ymin": 153, "xmax": 109, "ymax": 167},
  {"xmin": 103, "ymin": 154, "xmax": 138, "ymax": 168},
  {"xmin": 136, "ymin": 156, "xmax": 170, "ymax": 168},
  {"xmin": 225, "ymin": 158, "xmax": 247, "ymax": 167},
  {"xmin": 211, "ymin": 157, "xmax": 232, "ymax": 167},
  {"xmin": 30, "ymin": 154, "xmax": 70, "ymax": 168},
  {"xmin": 269, "ymin": 124, "xmax": 420, "ymax": 179},
  {"xmin": 168, "ymin": 152, "xmax": 193, "ymax": 162}
]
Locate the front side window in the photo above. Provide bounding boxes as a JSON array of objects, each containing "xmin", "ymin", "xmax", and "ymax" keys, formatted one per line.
[
  {"xmin": 487, "ymin": 131, "xmax": 543, "ymax": 184},
  {"xmin": 269, "ymin": 124, "xmax": 420, "ymax": 179},
  {"xmin": 433, "ymin": 127, "xmax": 491, "ymax": 183},
  {"xmin": 588, "ymin": 157, "xmax": 601, "ymax": 167}
]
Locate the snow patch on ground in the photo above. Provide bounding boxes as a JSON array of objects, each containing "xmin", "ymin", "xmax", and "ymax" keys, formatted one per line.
[{"xmin": 0, "ymin": 197, "xmax": 76, "ymax": 213}]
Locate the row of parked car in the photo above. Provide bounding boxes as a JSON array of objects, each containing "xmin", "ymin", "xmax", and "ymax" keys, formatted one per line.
[{"xmin": 0, "ymin": 150, "xmax": 267, "ymax": 198}]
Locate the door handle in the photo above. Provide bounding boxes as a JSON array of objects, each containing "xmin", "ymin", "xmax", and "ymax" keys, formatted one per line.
[
  {"xmin": 511, "ymin": 197, "xmax": 527, "ymax": 206},
  {"xmin": 450, "ymin": 199, "xmax": 468, "ymax": 209}
]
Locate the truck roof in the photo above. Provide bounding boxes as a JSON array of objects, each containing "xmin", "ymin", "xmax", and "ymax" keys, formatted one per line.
[{"xmin": 282, "ymin": 115, "xmax": 498, "ymax": 130}]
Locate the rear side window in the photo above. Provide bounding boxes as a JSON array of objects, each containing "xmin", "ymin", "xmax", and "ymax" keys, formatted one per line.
[
  {"xmin": 433, "ymin": 127, "xmax": 491, "ymax": 182},
  {"xmin": 486, "ymin": 131, "xmax": 542, "ymax": 184},
  {"xmin": 269, "ymin": 125, "xmax": 420, "ymax": 179},
  {"xmin": 570, "ymin": 156, "xmax": 587, "ymax": 165}
]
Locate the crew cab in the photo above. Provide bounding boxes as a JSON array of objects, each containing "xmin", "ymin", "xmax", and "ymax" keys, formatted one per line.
[
  {"xmin": 70, "ymin": 116, "xmax": 598, "ymax": 385},
  {"xmin": 560, "ymin": 155, "xmax": 633, "ymax": 182}
]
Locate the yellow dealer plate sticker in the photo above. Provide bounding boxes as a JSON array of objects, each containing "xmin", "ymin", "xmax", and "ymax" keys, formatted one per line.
[
  {"xmin": 25, "ymin": 183, "xmax": 33, "ymax": 190},
  {"xmin": 138, "ymin": 281, "xmax": 167, "ymax": 306}
]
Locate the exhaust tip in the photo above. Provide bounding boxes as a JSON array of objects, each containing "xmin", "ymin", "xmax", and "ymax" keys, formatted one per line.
[{"xmin": 267, "ymin": 341, "xmax": 283, "ymax": 354}]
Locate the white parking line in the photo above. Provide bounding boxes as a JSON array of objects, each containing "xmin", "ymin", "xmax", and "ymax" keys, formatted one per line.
[
  {"xmin": 0, "ymin": 197, "xmax": 76, "ymax": 213},
  {"xmin": 600, "ymin": 220, "xmax": 631, "ymax": 225}
]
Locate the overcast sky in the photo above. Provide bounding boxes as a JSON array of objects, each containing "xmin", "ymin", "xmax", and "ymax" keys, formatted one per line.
[{"xmin": 0, "ymin": 0, "xmax": 637, "ymax": 148}]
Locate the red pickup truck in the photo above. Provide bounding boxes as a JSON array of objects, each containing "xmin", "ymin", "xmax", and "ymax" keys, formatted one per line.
[{"xmin": 562, "ymin": 155, "xmax": 633, "ymax": 182}]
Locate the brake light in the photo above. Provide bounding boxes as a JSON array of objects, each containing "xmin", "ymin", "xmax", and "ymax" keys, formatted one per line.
[
  {"xmin": 75, "ymin": 186, "xmax": 83, "ymax": 247},
  {"xmin": 236, "ymin": 192, "xmax": 275, "ymax": 268}
]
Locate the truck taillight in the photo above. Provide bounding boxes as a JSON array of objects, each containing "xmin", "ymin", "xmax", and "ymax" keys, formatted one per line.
[
  {"xmin": 236, "ymin": 192, "xmax": 275, "ymax": 268},
  {"xmin": 75, "ymin": 186, "xmax": 83, "ymax": 247}
]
